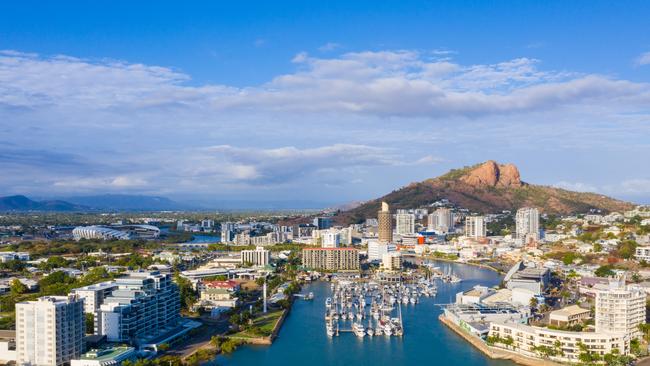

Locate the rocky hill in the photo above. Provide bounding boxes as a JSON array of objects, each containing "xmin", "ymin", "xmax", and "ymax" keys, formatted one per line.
[{"xmin": 337, "ymin": 161, "xmax": 634, "ymax": 224}]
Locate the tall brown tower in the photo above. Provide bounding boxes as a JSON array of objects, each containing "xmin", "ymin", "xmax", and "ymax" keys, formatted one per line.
[{"xmin": 378, "ymin": 201, "xmax": 392, "ymax": 243}]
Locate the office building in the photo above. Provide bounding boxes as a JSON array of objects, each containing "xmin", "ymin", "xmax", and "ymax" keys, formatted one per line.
[
  {"xmin": 515, "ymin": 207, "xmax": 540, "ymax": 242},
  {"xmin": 313, "ymin": 217, "xmax": 332, "ymax": 230},
  {"xmin": 240, "ymin": 246, "xmax": 270, "ymax": 267},
  {"xmin": 16, "ymin": 296, "xmax": 85, "ymax": 366},
  {"xmin": 302, "ymin": 248, "xmax": 359, "ymax": 271},
  {"xmin": 595, "ymin": 279, "xmax": 646, "ymax": 338},
  {"xmin": 464, "ymin": 216, "xmax": 486, "ymax": 239},
  {"xmin": 428, "ymin": 208, "xmax": 454, "ymax": 233},
  {"xmin": 367, "ymin": 241, "xmax": 397, "ymax": 261},
  {"xmin": 395, "ymin": 210, "xmax": 415, "ymax": 235},
  {"xmin": 378, "ymin": 202, "xmax": 393, "ymax": 243}
]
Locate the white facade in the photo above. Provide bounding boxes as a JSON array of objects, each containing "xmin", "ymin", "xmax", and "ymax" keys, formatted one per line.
[
  {"xmin": 428, "ymin": 208, "xmax": 454, "ymax": 233},
  {"xmin": 515, "ymin": 207, "xmax": 540, "ymax": 241},
  {"xmin": 594, "ymin": 280, "xmax": 646, "ymax": 338},
  {"xmin": 465, "ymin": 216, "xmax": 486, "ymax": 239},
  {"xmin": 382, "ymin": 252, "xmax": 402, "ymax": 271},
  {"xmin": 321, "ymin": 232, "xmax": 340, "ymax": 248},
  {"xmin": 16, "ymin": 296, "xmax": 85, "ymax": 366},
  {"xmin": 367, "ymin": 241, "xmax": 397, "ymax": 261},
  {"xmin": 240, "ymin": 246, "xmax": 270, "ymax": 267},
  {"xmin": 395, "ymin": 210, "xmax": 415, "ymax": 235},
  {"xmin": 635, "ymin": 246, "xmax": 650, "ymax": 261}
]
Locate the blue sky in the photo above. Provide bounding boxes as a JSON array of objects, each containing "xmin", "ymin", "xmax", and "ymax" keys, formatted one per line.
[{"xmin": 1, "ymin": 1, "xmax": 649, "ymax": 205}]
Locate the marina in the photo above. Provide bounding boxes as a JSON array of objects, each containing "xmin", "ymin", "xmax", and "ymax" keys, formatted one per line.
[{"xmin": 213, "ymin": 261, "xmax": 514, "ymax": 366}]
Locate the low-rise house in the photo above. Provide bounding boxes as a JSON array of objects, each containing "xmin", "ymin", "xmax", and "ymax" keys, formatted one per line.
[{"xmin": 198, "ymin": 280, "xmax": 240, "ymax": 310}]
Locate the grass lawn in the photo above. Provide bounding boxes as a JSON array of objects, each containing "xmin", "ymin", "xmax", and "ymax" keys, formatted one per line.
[{"xmin": 231, "ymin": 309, "xmax": 284, "ymax": 338}]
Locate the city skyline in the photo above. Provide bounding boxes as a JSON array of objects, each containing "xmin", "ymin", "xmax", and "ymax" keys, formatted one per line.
[{"xmin": 1, "ymin": 1, "xmax": 650, "ymax": 205}]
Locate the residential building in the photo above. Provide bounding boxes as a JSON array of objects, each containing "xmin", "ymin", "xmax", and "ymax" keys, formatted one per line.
[
  {"xmin": 635, "ymin": 246, "xmax": 650, "ymax": 261},
  {"xmin": 16, "ymin": 295, "xmax": 85, "ymax": 366},
  {"xmin": 220, "ymin": 222, "xmax": 235, "ymax": 243},
  {"xmin": 488, "ymin": 322, "xmax": 629, "ymax": 363},
  {"xmin": 96, "ymin": 271, "xmax": 180, "ymax": 345},
  {"xmin": 428, "ymin": 208, "xmax": 454, "ymax": 233},
  {"xmin": 465, "ymin": 216, "xmax": 486, "ymax": 239},
  {"xmin": 594, "ymin": 279, "xmax": 646, "ymax": 338},
  {"xmin": 240, "ymin": 246, "xmax": 270, "ymax": 267},
  {"xmin": 395, "ymin": 210, "xmax": 415, "ymax": 236},
  {"xmin": 515, "ymin": 207, "xmax": 540, "ymax": 242},
  {"xmin": 198, "ymin": 280, "xmax": 239, "ymax": 309},
  {"xmin": 321, "ymin": 231, "xmax": 340, "ymax": 248},
  {"xmin": 382, "ymin": 252, "xmax": 402, "ymax": 271},
  {"xmin": 313, "ymin": 217, "xmax": 332, "ymax": 230},
  {"xmin": 378, "ymin": 202, "xmax": 393, "ymax": 243},
  {"xmin": 302, "ymin": 248, "xmax": 359, "ymax": 271}
]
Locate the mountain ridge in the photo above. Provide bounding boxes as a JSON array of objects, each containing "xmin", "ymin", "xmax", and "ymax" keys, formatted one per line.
[{"xmin": 337, "ymin": 161, "xmax": 634, "ymax": 224}]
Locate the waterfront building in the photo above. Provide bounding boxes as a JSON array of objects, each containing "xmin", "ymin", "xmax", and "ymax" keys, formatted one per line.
[
  {"xmin": 381, "ymin": 252, "xmax": 402, "ymax": 271},
  {"xmin": 16, "ymin": 295, "xmax": 85, "ymax": 366},
  {"xmin": 443, "ymin": 303, "xmax": 530, "ymax": 338},
  {"xmin": 220, "ymin": 222, "xmax": 236, "ymax": 243},
  {"xmin": 395, "ymin": 210, "xmax": 415, "ymax": 235},
  {"xmin": 594, "ymin": 279, "xmax": 646, "ymax": 338},
  {"xmin": 201, "ymin": 219, "xmax": 214, "ymax": 229},
  {"xmin": 515, "ymin": 207, "xmax": 540, "ymax": 242},
  {"xmin": 96, "ymin": 271, "xmax": 180, "ymax": 345},
  {"xmin": 70, "ymin": 347, "xmax": 136, "ymax": 366},
  {"xmin": 464, "ymin": 216, "xmax": 486, "ymax": 239},
  {"xmin": 367, "ymin": 241, "xmax": 397, "ymax": 261},
  {"xmin": 241, "ymin": 246, "xmax": 270, "ymax": 267},
  {"xmin": 428, "ymin": 208, "xmax": 454, "ymax": 233},
  {"xmin": 504, "ymin": 261, "xmax": 550, "ymax": 294},
  {"xmin": 549, "ymin": 305, "xmax": 591, "ymax": 327},
  {"xmin": 302, "ymin": 248, "xmax": 359, "ymax": 271},
  {"xmin": 378, "ymin": 202, "xmax": 393, "ymax": 243},
  {"xmin": 488, "ymin": 322, "xmax": 629, "ymax": 363}
]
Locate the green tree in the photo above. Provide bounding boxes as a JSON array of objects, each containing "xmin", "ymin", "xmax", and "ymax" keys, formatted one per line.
[
  {"xmin": 84, "ymin": 313, "xmax": 94, "ymax": 334},
  {"xmin": 10, "ymin": 279, "xmax": 28, "ymax": 295},
  {"xmin": 594, "ymin": 265, "xmax": 615, "ymax": 278}
]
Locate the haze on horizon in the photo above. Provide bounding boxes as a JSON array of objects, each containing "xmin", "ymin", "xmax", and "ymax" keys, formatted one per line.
[{"xmin": 1, "ymin": 1, "xmax": 649, "ymax": 206}]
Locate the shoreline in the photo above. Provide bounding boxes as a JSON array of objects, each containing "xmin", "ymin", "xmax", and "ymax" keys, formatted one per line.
[
  {"xmin": 421, "ymin": 255, "xmax": 505, "ymax": 274},
  {"xmin": 438, "ymin": 315, "xmax": 562, "ymax": 366}
]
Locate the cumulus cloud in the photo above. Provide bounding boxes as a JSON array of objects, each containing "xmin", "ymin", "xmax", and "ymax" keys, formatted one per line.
[
  {"xmin": 1, "ymin": 49, "xmax": 648, "ymax": 118},
  {"xmin": 636, "ymin": 52, "xmax": 650, "ymax": 66}
]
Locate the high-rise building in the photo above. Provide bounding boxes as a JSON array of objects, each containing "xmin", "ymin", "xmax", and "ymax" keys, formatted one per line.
[
  {"xmin": 465, "ymin": 216, "xmax": 486, "ymax": 239},
  {"xmin": 395, "ymin": 210, "xmax": 415, "ymax": 235},
  {"xmin": 302, "ymin": 248, "xmax": 360, "ymax": 271},
  {"xmin": 16, "ymin": 295, "xmax": 85, "ymax": 366},
  {"xmin": 378, "ymin": 202, "xmax": 393, "ymax": 243},
  {"xmin": 595, "ymin": 279, "xmax": 646, "ymax": 338},
  {"xmin": 382, "ymin": 252, "xmax": 402, "ymax": 271},
  {"xmin": 96, "ymin": 271, "xmax": 180, "ymax": 344},
  {"xmin": 321, "ymin": 231, "xmax": 340, "ymax": 248},
  {"xmin": 312, "ymin": 217, "xmax": 332, "ymax": 230},
  {"xmin": 241, "ymin": 246, "xmax": 270, "ymax": 266},
  {"xmin": 428, "ymin": 208, "xmax": 455, "ymax": 233},
  {"xmin": 220, "ymin": 222, "xmax": 236, "ymax": 243},
  {"xmin": 516, "ymin": 207, "xmax": 540, "ymax": 241}
]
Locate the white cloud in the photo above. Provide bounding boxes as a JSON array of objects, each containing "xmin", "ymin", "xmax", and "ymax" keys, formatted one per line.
[
  {"xmin": 636, "ymin": 52, "xmax": 650, "ymax": 66},
  {"xmin": 53, "ymin": 175, "xmax": 148, "ymax": 190},
  {"xmin": 619, "ymin": 179, "xmax": 650, "ymax": 194},
  {"xmin": 553, "ymin": 181, "xmax": 598, "ymax": 193},
  {"xmin": 318, "ymin": 42, "xmax": 341, "ymax": 52},
  {"xmin": 1, "ymin": 49, "xmax": 648, "ymax": 118}
]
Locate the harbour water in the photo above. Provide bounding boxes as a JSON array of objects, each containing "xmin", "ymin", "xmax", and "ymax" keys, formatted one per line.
[{"xmin": 212, "ymin": 261, "xmax": 515, "ymax": 366}]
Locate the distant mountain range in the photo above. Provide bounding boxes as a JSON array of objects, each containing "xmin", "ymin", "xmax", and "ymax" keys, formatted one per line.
[
  {"xmin": 337, "ymin": 160, "xmax": 634, "ymax": 224},
  {"xmin": 0, "ymin": 194, "xmax": 189, "ymax": 212},
  {"xmin": 0, "ymin": 195, "xmax": 87, "ymax": 211}
]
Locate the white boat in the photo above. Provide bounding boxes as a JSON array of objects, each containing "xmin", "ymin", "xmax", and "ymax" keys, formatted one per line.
[
  {"xmin": 325, "ymin": 297, "xmax": 332, "ymax": 309},
  {"xmin": 410, "ymin": 297, "xmax": 417, "ymax": 304},
  {"xmin": 353, "ymin": 322, "xmax": 365, "ymax": 337},
  {"xmin": 326, "ymin": 323, "xmax": 335, "ymax": 337},
  {"xmin": 367, "ymin": 328, "xmax": 374, "ymax": 337}
]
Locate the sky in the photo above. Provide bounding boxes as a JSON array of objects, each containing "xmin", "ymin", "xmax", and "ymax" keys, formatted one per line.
[{"xmin": 1, "ymin": 1, "xmax": 649, "ymax": 206}]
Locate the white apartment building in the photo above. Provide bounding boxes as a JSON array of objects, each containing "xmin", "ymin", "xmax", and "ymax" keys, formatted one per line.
[
  {"xmin": 465, "ymin": 216, "xmax": 486, "ymax": 239},
  {"xmin": 367, "ymin": 241, "xmax": 397, "ymax": 261},
  {"xmin": 16, "ymin": 295, "xmax": 85, "ymax": 366},
  {"xmin": 321, "ymin": 231, "xmax": 340, "ymax": 248},
  {"xmin": 489, "ymin": 322, "xmax": 629, "ymax": 363},
  {"xmin": 240, "ymin": 246, "xmax": 270, "ymax": 267},
  {"xmin": 515, "ymin": 207, "xmax": 540, "ymax": 242},
  {"xmin": 428, "ymin": 208, "xmax": 454, "ymax": 233},
  {"xmin": 635, "ymin": 246, "xmax": 650, "ymax": 261},
  {"xmin": 72, "ymin": 281, "xmax": 118, "ymax": 315},
  {"xmin": 594, "ymin": 280, "xmax": 646, "ymax": 338},
  {"xmin": 395, "ymin": 210, "xmax": 415, "ymax": 235},
  {"xmin": 382, "ymin": 252, "xmax": 402, "ymax": 271}
]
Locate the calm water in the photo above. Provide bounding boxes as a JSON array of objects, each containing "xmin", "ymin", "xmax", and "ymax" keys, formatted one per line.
[
  {"xmin": 187, "ymin": 235, "xmax": 221, "ymax": 243},
  {"xmin": 213, "ymin": 261, "xmax": 515, "ymax": 366}
]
